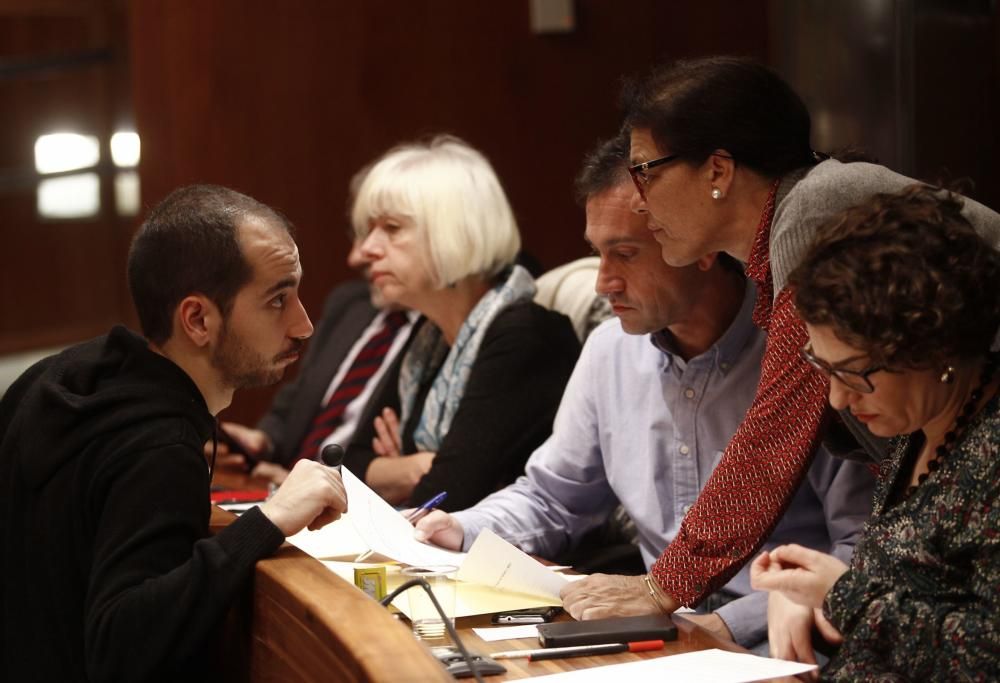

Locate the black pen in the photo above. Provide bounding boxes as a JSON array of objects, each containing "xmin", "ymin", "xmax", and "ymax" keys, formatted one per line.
[{"xmin": 491, "ymin": 639, "xmax": 665, "ymax": 661}]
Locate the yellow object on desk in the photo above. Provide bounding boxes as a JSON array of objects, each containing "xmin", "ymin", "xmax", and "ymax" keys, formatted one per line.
[{"xmin": 353, "ymin": 565, "xmax": 387, "ymax": 600}]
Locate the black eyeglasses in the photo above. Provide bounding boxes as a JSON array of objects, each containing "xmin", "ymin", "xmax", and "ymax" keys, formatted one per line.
[
  {"xmin": 627, "ymin": 152, "xmax": 735, "ymax": 200},
  {"xmin": 627, "ymin": 154, "xmax": 679, "ymax": 200},
  {"xmin": 800, "ymin": 345, "xmax": 887, "ymax": 394}
]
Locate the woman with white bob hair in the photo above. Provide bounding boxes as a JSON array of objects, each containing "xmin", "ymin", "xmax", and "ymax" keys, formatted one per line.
[{"xmin": 342, "ymin": 135, "xmax": 580, "ymax": 512}]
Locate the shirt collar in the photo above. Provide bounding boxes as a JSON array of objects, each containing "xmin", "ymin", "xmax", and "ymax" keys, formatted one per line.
[
  {"xmin": 377, "ymin": 308, "xmax": 420, "ymax": 325},
  {"xmin": 648, "ymin": 279, "xmax": 758, "ymax": 375}
]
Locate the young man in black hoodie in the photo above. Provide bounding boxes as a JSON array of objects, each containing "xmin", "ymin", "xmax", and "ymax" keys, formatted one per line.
[{"xmin": 0, "ymin": 185, "xmax": 348, "ymax": 681}]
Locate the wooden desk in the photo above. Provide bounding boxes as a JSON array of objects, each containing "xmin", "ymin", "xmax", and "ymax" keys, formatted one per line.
[
  {"xmin": 210, "ymin": 467, "xmax": 756, "ymax": 681},
  {"xmin": 210, "ymin": 500, "xmax": 450, "ymax": 682},
  {"xmin": 454, "ymin": 612, "xmax": 748, "ymax": 680}
]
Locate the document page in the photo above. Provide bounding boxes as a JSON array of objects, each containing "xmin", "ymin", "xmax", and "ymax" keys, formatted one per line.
[
  {"xmin": 457, "ymin": 528, "xmax": 568, "ymax": 599},
  {"xmin": 530, "ymin": 648, "xmax": 817, "ymax": 682},
  {"xmin": 288, "ymin": 466, "xmax": 465, "ymax": 567}
]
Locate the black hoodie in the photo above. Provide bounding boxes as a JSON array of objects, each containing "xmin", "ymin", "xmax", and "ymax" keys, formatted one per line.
[{"xmin": 0, "ymin": 326, "xmax": 284, "ymax": 682}]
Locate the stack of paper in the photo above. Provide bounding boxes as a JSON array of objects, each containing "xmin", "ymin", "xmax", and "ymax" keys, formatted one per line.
[{"xmin": 287, "ymin": 466, "xmax": 569, "ymax": 616}]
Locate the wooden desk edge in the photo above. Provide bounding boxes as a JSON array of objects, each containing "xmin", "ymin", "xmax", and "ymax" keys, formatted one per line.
[{"xmin": 211, "ymin": 506, "xmax": 450, "ymax": 682}]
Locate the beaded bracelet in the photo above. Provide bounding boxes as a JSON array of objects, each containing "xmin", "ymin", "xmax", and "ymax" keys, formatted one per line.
[{"xmin": 642, "ymin": 573, "xmax": 669, "ymax": 613}]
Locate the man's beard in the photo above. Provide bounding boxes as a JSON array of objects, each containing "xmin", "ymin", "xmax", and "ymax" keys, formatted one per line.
[{"xmin": 212, "ymin": 320, "xmax": 286, "ymax": 390}]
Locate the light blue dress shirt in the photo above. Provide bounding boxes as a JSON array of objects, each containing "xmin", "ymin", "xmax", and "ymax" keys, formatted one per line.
[{"xmin": 453, "ymin": 283, "xmax": 875, "ymax": 647}]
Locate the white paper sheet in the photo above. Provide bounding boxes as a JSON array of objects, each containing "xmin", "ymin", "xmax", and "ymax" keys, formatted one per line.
[
  {"xmin": 457, "ymin": 528, "xmax": 568, "ymax": 599},
  {"xmin": 342, "ymin": 466, "xmax": 466, "ymax": 566},
  {"xmin": 217, "ymin": 501, "xmax": 261, "ymax": 513},
  {"xmin": 531, "ymin": 648, "xmax": 817, "ymax": 682},
  {"xmin": 287, "ymin": 466, "xmax": 465, "ymax": 567},
  {"xmin": 287, "ymin": 515, "xmax": 369, "ymax": 559}
]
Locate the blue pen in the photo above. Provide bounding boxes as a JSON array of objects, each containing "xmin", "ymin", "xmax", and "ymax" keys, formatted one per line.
[{"xmin": 405, "ymin": 491, "xmax": 448, "ymax": 523}]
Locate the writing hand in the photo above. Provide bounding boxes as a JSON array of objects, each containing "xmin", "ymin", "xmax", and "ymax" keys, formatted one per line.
[{"xmin": 412, "ymin": 510, "xmax": 464, "ymax": 550}]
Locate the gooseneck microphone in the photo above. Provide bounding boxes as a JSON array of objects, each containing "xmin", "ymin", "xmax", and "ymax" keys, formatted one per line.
[
  {"xmin": 380, "ymin": 579, "xmax": 488, "ymax": 683},
  {"xmin": 320, "ymin": 443, "xmax": 345, "ymax": 471}
]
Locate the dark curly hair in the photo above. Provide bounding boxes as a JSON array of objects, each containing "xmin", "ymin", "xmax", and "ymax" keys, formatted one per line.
[{"xmin": 789, "ymin": 184, "xmax": 1000, "ymax": 370}]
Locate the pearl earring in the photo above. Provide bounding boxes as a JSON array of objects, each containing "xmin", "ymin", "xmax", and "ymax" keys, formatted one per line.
[
  {"xmin": 711, "ymin": 187, "xmax": 723, "ymax": 200},
  {"xmin": 940, "ymin": 366, "xmax": 956, "ymax": 384}
]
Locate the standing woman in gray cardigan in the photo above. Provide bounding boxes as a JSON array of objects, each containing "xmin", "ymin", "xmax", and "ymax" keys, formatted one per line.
[{"xmin": 572, "ymin": 55, "xmax": 1000, "ymax": 664}]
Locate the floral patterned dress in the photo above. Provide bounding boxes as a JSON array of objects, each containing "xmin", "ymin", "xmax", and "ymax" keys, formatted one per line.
[{"xmin": 823, "ymin": 393, "xmax": 1000, "ymax": 681}]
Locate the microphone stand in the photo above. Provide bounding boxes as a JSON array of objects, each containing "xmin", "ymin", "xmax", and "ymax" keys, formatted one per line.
[{"xmin": 380, "ymin": 578, "xmax": 486, "ymax": 683}]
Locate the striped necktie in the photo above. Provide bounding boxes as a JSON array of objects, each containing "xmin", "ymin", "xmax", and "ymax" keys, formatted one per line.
[{"xmin": 294, "ymin": 311, "xmax": 409, "ymax": 463}]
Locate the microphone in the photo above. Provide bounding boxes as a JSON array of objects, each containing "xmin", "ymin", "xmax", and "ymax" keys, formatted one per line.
[
  {"xmin": 379, "ymin": 578, "xmax": 490, "ymax": 683},
  {"xmin": 320, "ymin": 443, "xmax": 344, "ymax": 471}
]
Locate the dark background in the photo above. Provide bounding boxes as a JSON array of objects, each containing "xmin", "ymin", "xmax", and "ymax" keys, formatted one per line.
[{"xmin": 2, "ymin": 0, "xmax": 997, "ymax": 425}]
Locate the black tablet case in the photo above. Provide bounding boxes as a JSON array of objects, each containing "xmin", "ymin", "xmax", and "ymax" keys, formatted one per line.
[{"xmin": 536, "ymin": 614, "xmax": 678, "ymax": 648}]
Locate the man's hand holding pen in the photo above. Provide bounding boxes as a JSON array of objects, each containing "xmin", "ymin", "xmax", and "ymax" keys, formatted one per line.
[{"xmin": 413, "ymin": 506, "xmax": 465, "ymax": 551}]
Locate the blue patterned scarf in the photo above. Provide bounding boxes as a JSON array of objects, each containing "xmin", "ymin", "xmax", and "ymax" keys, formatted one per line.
[{"xmin": 399, "ymin": 265, "xmax": 536, "ymax": 451}]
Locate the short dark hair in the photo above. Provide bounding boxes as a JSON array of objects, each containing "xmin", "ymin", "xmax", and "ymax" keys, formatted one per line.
[
  {"xmin": 621, "ymin": 56, "xmax": 815, "ymax": 179},
  {"xmin": 574, "ymin": 132, "xmax": 631, "ymax": 205},
  {"xmin": 127, "ymin": 184, "xmax": 294, "ymax": 345},
  {"xmin": 789, "ymin": 184, "xmax": 1000, "ymax": 370}
]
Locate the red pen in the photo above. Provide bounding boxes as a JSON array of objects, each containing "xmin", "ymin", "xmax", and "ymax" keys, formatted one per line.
[
  {"xmin": 491, "ymin": 639, "xmax": 665, "ymax": 661},
  {"xmin": 209, "ymin": 488, "xmax": 269, "ymax": 504}
]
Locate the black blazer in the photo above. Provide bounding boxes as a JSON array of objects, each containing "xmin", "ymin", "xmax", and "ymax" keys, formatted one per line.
[
  {"xmin": 257, "ymin": 280, "xmax": 382, "ymax": 466},
  {"xmin": 344, "ymin": 301, "xmax": 580, "ymax": 511}
]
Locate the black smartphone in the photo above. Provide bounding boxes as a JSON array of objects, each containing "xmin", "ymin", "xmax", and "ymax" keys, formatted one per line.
[
  {"xmin": 217, "ymin": 428, "xmax": 248, "ymax": 456},
  {"xmin": 490, "ymin": 606, "xmax": 562, "ymax": 625},
  {"xmin": 216, "ymin": 429, "xmax": 263, "ymax": 472}
]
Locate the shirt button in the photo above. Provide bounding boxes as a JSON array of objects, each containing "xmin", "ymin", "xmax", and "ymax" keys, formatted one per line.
[
  {"xmin": 721, "ymin": 362, "xmax": 730, "ymax": 370},
  {"xmin": 679, "ymin": 444, "xmax": 690, "ymax": 455},
  {"xmin": 684, "ymin": 388, "xmax": 695, "ymax": 399}
]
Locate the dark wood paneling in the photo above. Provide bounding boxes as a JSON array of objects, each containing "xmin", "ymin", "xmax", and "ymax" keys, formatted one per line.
[
  {"xmin": 914, "ymin": 6, "xmax": 999, "ymax": 206},
  {"xmin": 0, "ymin": 0, "xmax": 134, "ymax": 355},
  {"xmin": 128, "ymin": 0, "xmax": 768, "ymax": 423}
]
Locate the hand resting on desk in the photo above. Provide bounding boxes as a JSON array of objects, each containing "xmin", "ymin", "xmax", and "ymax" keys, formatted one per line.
[
  {"xmin": 560, "ymin": 574, "xmax": 669, "ymax": 621},
  {"xmin": 416, "ymin": 517, "xmax": 703, "ymax": 631}
]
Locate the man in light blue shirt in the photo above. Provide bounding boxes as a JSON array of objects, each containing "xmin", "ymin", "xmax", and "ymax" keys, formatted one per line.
[{"xmin": 415, "ymin": 136, "xmax": 874, "ymax": 653}]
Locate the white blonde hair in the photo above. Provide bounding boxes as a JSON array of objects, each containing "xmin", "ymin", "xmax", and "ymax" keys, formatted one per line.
[{"xmin": 352, "ymin": 135, "xmax": 521, "ymax": 287}]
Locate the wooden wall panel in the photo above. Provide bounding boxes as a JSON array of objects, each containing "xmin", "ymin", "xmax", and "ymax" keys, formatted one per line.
[
  {"xmin": 0, "ymin": 0, "xmax": 133, "ymax": 354},
  {"xmin": 127, "ymin": 0, "xmax": 769, "ymax": 424}
]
